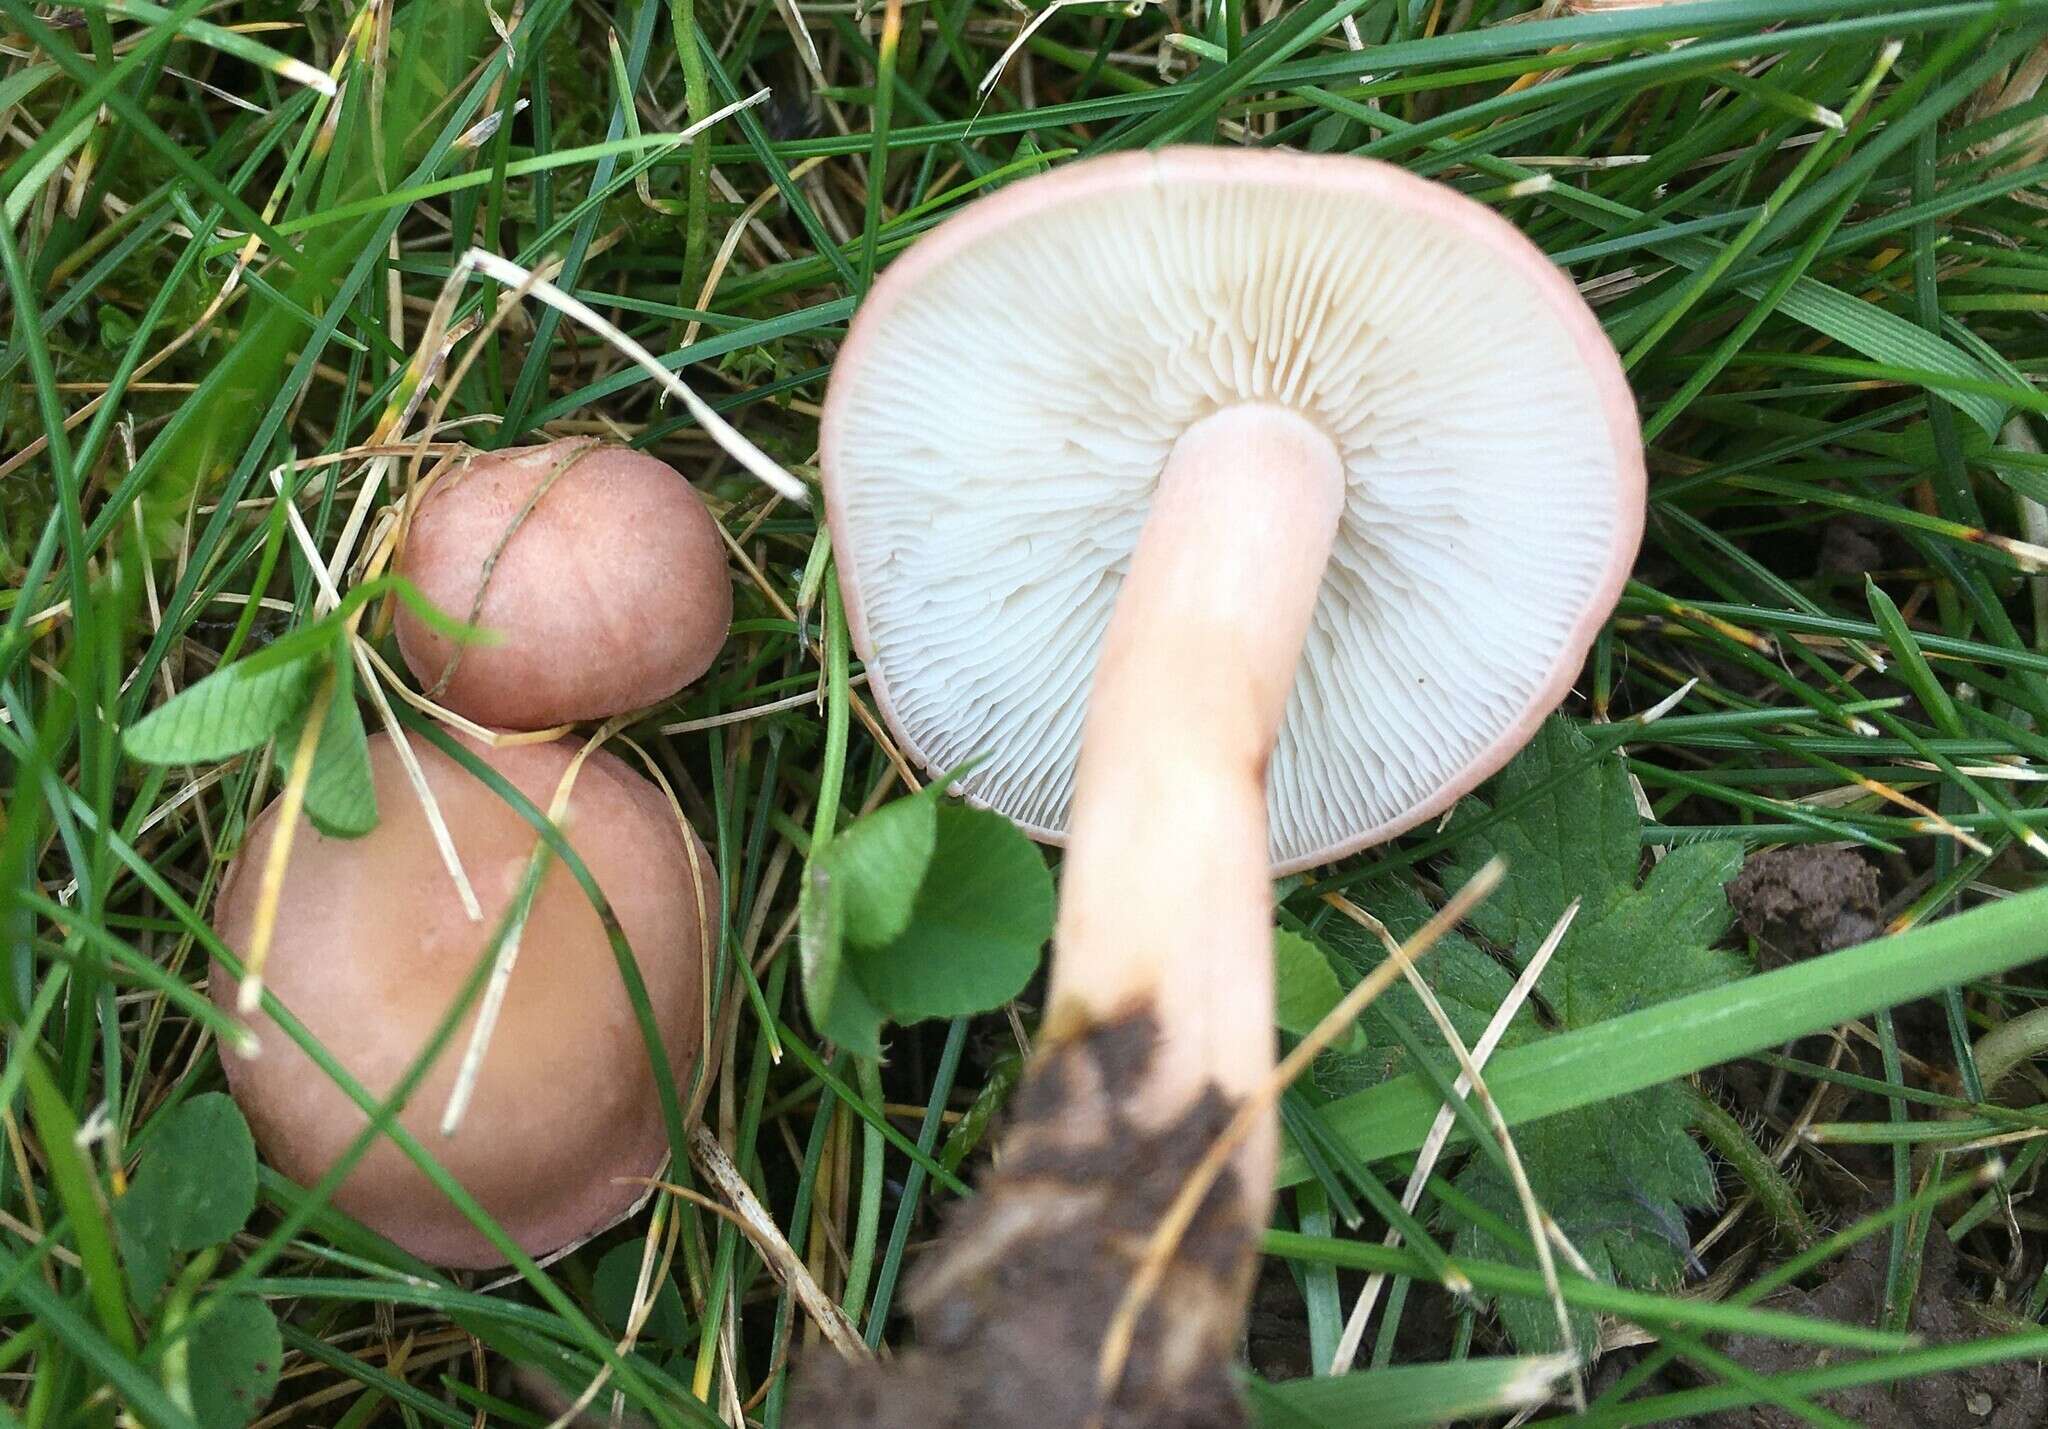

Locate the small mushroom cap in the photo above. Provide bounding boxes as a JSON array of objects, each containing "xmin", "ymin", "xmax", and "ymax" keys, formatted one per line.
[
  {"xmin": 212, "ymin": 732, "xmax": 714, "ymax": 1268},
  {"xmin": 823, "ymin": 148, "xmax": 1645, "ymax": 872},
  {"xmin": 395, "ymin": 440, "xmax": 733, "ymax": 730}
]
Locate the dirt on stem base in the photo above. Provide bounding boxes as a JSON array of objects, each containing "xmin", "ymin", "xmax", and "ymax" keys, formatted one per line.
[{"xmin": 792, "ymin": 1012, "xmax": 1258, "ymax": 1428}]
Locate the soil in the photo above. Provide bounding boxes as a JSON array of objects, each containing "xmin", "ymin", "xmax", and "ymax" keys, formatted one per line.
[
  {"xmin": 1246, "ymin": 1260, "xmax": 1317, "ymax": 1381},
  {"xmin": 1817, "ymin": 517, "xmax": 1888, "ymax": 578},
  {"xmin": 1706, "ymin": 1224, "xmax": 2048, "ymax": 1427},
  {"xmin": 790, "ymin": 1011, "xmax": 1257, "ymax": 1428},
  {"xmin": 1726, "ymin": 846, "xmax": 1883, "ymax": 966}
]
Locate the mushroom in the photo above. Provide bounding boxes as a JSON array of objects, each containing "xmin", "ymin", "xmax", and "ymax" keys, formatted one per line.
[
  {"xmin": 213, "ymin": 731, "xmax": 713, "ymax": 1268},
  {"xmin": 395, "ymin": 439, "xmax": 733, "ymax": 730},
  {"xmin": 806, "ymin": 149, "xmax": 1643, "ymax": 1422}
]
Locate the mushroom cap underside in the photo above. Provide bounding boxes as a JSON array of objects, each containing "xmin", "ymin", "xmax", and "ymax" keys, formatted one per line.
[{"xmin": 823, "ymin": 147, "xmax": 1645, "ymax": 872}]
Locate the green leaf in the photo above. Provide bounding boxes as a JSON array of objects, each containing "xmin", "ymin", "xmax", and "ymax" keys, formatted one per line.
[
  {"xmin": 799, "ymin": 858, "xmax": 882, "ymax": 1059},
  {"xmin": 187, "ymin": 1296, "xmax": 282, "ymax": 1428},
  {"xmin": 1247, "ymin": 1354, "xmax": 1572, "ymax": 1428},
  {"xmin": 851, "ymin": 804, "xmax": 1052, "ymax": 1023},
  {"xmin": 798, "ymin": 766, "xmax": 1046, "ymax": 1050},
  {"xmin": 1440, "ymin": 719, "xmax": 1639, "ymax": 949},
  {"xmin": 1558, "ymin": 842, "xmax": 1747, "ymax": 1029},
  {"xmin": 0, "ymin": 61, "xmax": 56, "ymax": 114},
  {"xmin": 1425, "ymin": 719, "xmax": 1748, "ymax": 1350},
  {"xmin": 288, "ymin": 658, "xmax": 377, "ymax": 839},
  {"xmin": 592, "ymin": 1240, "xmax": 690, "ymax": 1361},
  {"xmin": 1453, "ymin": 1088, "xmax": 1715, "ymax": 1353},
  {"xmin": 116, "ymin": 1094, "xmax": 258, "ymax": 1306},
  {"xmin": 234, "ymin": 576, "xmax": 492, "ymax": 678},
  {"xmin": 830, "ymin": 782, "xmax": 941, "ymax": 948},
  {"xmin": 1864, "ymin": 575, "xmax": 1963, "ymax": 737},
  {"xmin": 123, "ymin": 650, "xmax": 320, "ymax": 764},
  {"xmin": 21, "ymin": 1048, "xmax": 136, "ymax": 1352},
  {"xmin": 798, "ymin": 779, "xmax": 945, "ymax": 1057},
  {"xmin": 1310, "ymin": 879, "xmax": 1537, "ymax": 1099},
  {"xmin": 1273, "ymin": 930, "xmax": 1365, "ymax": 1053},
  {"xmin": 1649, "ymin": 236, "xmax": 2012, "ymax": 436}
]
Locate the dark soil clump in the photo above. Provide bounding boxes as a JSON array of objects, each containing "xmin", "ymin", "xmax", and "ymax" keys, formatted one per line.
[
  {"xmin": 791, "ymin": 1011, "xmax": 1257, "ymax": 1428},
  {"xmin": 1727, "ymin": 847, "xmax": 1882, "ymax": 964}
]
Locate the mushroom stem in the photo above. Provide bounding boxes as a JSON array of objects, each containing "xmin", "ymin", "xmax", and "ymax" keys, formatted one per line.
[
  {"xmin": 1053, "ymin": 401, "xmax": 1345, "ymax": 1190},
  {"xmin": 794, "ymin": 405, "xmax": 1348, "ymax": 1427}
]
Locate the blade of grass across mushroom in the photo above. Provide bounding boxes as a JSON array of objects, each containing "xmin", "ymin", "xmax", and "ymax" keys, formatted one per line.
[
  {"xmin": 396, "ymin": 713, "xmax": 694, "ymax": 1172},
  {"xmin": 436, "ymin": 723, "xmax": 634, "ymax": 1138}
]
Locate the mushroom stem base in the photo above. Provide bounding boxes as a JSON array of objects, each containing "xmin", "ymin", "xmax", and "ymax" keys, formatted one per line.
[{"xmin": 791, "ymin": 1009, "xmax": 1256, "ymax": 1428}]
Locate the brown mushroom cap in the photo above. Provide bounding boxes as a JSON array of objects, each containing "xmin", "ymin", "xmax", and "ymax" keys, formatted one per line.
[
  {"xmin": 212, "ymin": 731, "xmax": 714, "ymax": 1268},
  {"xmin": 395, "ymin": 440, "xmax": 733, "ymax": 730}
]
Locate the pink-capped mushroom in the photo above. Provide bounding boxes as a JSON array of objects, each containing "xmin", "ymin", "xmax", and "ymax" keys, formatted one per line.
[
  {"xmin": 805, "ymin": 148, "xmax": 1644, "ymax": 1424},
  {"xmin": 213, "ymin": 731, "xmax": 713, "ymax": 1268},
  {"xmin": 395, "ymin": 439, "xmax": 733, "ymax": 730}
]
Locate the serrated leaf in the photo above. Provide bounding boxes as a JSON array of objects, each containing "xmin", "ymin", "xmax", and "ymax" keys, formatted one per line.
[
  {"xmin": 1440, "ymin": 720, "xmax": 1638, "ymax": 950},
  {"xmin": 1556, "ymin": 841, "xmax": 1746, "ymax": 1028},
  {"xmin": 798, "ymin": 858, "xmax": 882, "ymax": 1059},
  {"xmin": 1311, "ymin": 880, "xmax": 1537, "ymax": 1099},
  {"xmin": 288, "ymin": 660, "xmax": 377, "ymax": 839},
  {"xmin": 1427, "ymin": 717, "xmax": 1748, "ymax": 1352},
  {"xmin": 1453, "ymin": 1087, "xmax": 1717, "ymax": 1355},
  {"xmin": 116, "ymin": 1094, "xmax": 257, "ymax": 1306},
  {"xmin": 187, "ymin": 1295, "xmax": 282, "ymax": 1427},
  {"xmin": 1273, "ymin": 930, "xmax": 1365, "ymax": 1053},
  {"xmin": 852, "ymin": 804, "xmax": 1051, "ymax": 1023},
  {"xmin": 123, "ymin": 651, "xmax": 320, "ymax": 764}
]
